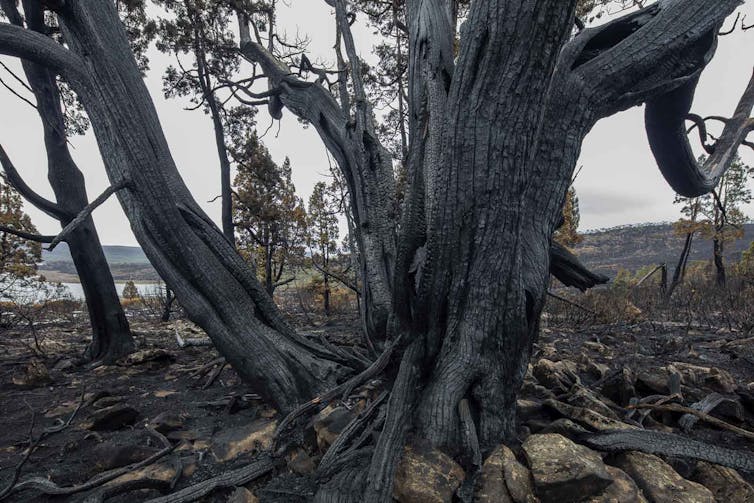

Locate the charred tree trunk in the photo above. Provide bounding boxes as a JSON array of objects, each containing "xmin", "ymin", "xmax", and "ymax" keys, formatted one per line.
[
  {"xmin": 0, "ymin": 0, "xmax": 746, "ymax": 499},
  {"xmin": 713, "ymin": 236, "xmax": 726, "ymax": 287},
  {"xmin": 161, "ymin": 287, "xmax": 175, "ymax": 322},
  {"xmin": 0, "ymin": 0, "xmax": 133, "ymax": 363},
  {"xmin": 667, "ymin": 231, "xmax": 695, "ymax": 299}
]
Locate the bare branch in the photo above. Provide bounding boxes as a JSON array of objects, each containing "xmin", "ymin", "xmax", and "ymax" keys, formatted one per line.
[
  {"xmin": 0, "ymin": 225, "xmax": 54, "ymax": 243},
  {"xmin": 47, "ymin": 180, "xmax": 130, "ymax": 251},
  {"xmin": 0, "ymin": 144, "xmax": 69, "ymax": 220},
  {"xmin": 0, "ymin": 23, "xmax": 89, "ymax": 85}
]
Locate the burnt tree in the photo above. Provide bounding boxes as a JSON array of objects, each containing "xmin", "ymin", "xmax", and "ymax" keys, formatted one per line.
[
  {"xmin": 1, "ymin": 0, "xmax": 752, "ymax": 499},
  {"xmin": 0, "ymin": 0, "xmax": 133, "ymax": 363}
]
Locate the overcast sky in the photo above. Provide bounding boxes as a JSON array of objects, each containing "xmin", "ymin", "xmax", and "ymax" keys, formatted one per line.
[{"xmin": 0, "ymin": 1, "xmax": 752, "ymax": 246}]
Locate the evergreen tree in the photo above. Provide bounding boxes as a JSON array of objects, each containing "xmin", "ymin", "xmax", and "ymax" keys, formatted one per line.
[
  {"xmin": 0, "ymin": 176, "xmax": 41, "ymax": 278},
  {"xmin": 233, "ymin": 134, "xmax": 306, "ymax": 295},
  {"xmin": 307, "ymin": 181, "xmax": 340, "ymax": 316},
  {"xmin": 674, "ymin": 155, "xmax": 753, "ymax": 286},
  {"xmin": 122, "ymin": 280, "xmax": 139, "ymax": 299}
]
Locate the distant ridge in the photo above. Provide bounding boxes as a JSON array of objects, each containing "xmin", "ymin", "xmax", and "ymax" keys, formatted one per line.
[
  {"xmin": 36, "ymin": 223, "xmax": 754, "ymax": 282},
  {"xmin": 42, "ymin": 243, "xmax": 150, "ymax": 265},
  {"xmin": 40, "ymin": 244, "xmax": 156, "ymax": 282},
  {"xmin": 573, "ymin": 222, "xmax": 754, "ymax": 276}
]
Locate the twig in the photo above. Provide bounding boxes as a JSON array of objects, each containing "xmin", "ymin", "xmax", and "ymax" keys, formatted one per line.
[
  {"xmin": 628, "ymin": 402, "xmax": 754, "ymax": 440},
  {"xmin": 547, "ymin": 291, "xmax": 596, "ymax": 315},
  {"xmin": 0, "ymin": 389, "xmax": 85, "ymax": 500},
  {"xmin": 201, "ymin": 361, "xmax": 227, "ymax": 390},
  {"xmin": 5, "ymin": 428, "xmax": 176, "ymax": 498}
]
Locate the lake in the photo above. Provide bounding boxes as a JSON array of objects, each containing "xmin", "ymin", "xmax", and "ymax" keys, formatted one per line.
[{"xmin": 61, "ymin": 282, "xmax": 162, "ymax": 299}]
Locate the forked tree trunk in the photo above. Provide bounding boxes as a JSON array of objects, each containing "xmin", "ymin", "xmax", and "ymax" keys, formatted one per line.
[
  {"xmin": 0, "ymin": 0, "xmax": 133, "ymax": 363},
  {"xmin": 0, "ymin": 0, "xmax": 745, "ymax": 499}
]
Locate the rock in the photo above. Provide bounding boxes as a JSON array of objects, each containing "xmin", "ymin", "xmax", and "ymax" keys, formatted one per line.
[
  {"xmin": 517, "ymin": 399, "xmax": 544, "ymax": 422},
  {"xmin": 523, "ymin": 433, "xmax": 613, "ymax": 503},
  {"xmin": 91, "ymin": 396, "xmax": 124, "ymax": 409},
  {"xmin": 474, "ymin": 445, "xmax": 536, "ymax": 503},
  {"xmin": 543, "ymin": 399, "xmax": 637, "ymax": 432},
  {"xmin": 599, "ymin": 368, "xmax": 636, "ymax": 406},
  {"xmin": 211, "ymin": 419, "xmax": 276, "ymax": 462},
  {"xmin": 533, "ymin": 359, "xmax": 579, "ymax": 393},
  {"xmin": 313, "ymin": 406, "xmax": 356, "ymax": 450},
  {"xmin": 611, "ymin": 451, "xmax": 714, "ymax": 503},
  {"xmin": 393, "ymin": 442, "xmax": 465, "ymax": 503},
  {"xmin": 690, "ymin": 461, "xmax": 754, "ymax": 503},
  {"xmin": 52, "ymin": 358, "xmax": 75, "ymax": 372},
  {"xmin": 582, "ymin": 341, "xmax": 613, "ymax": 358},
  {"xmin": 566, "ymin": 387, "xmax": 618, "ymax": 419},
  {"xmin": 12, "ymin": 359, "xmax": 52, "ymax": 388},
  {"xmin": 287, "ymin": 448, "xmax": 316, "ymax": 475},
  {"xmin": 474, "ymin": 446, "xmax": 514, "ymax": 503},
  {"xmin": 227, "ymin": 486, "xmax": 259, "ymax": 503},
  {"xmin": 118, "ymin": 348, "xmax": 175, "ymax": 366},
  {"xmin": 586, "ymin": 466, "xmax": 647, "ymax": 503},
  {"xmin": 91, "ymin": 442, "xmax": 161, "ymax": 471},
  {"xmin": 85, "ymin": 405, "xmax": 139, "ymax": 431},
  {"xmin": 671, "ymin": 363, "xmax": 738, "ymax": 394},
  {"xmin": 93, "ymin": 458, "xmax": 180, "ymax": 497},
  {"xmin": 150, "ymin": 412, "xmax": 185, "ymax": 433}
]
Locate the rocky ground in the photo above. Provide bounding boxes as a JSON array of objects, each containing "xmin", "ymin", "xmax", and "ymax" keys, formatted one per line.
[{"xmin": 0, "ymin": 314, "xmax": 753, "ymax": 502}]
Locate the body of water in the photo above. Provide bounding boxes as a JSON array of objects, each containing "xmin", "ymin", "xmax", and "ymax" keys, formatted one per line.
[{"xmin": 61, "ymin": 282, "xmax": 162, "ymax": 299}]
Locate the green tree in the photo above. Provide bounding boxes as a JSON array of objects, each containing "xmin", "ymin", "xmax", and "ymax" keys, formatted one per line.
[
  {"xmin": 307, "ymin": 181, "xmax": 340, "ymax": 316},
  {"xmin": 0, "ymin": 176, "xmax": 41, "ymax": 278},
  {"xmin": 122, "ymin": 280, "xmax": 139, "ymax": 299},
  {"xmin": 233, "ymin": 134, "xmax": 306, "ymax": 295},
  {"xmin": 675, "ymin": 155, "xmax": 753, "ymax": 286}
]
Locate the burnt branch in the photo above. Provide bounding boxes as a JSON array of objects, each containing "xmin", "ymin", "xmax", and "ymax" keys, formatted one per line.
[
  {"xmin": 550, "ymin": 241, "xmax": 609, "ymax": 291},
  {"xmin": 0, "ymin": 144, "xmax": 69, "ymax": 220},
  {"xmin": 0, "ymin": 22, "xmax": 89, "ymax": 85},
  {"xmin": 47, "ymin": 179, "xmax": 130, "ymax": 251},
  {"xmin": 646, "ymin": 69, "xmax": 754, "ymax": 197},
  {"xmin": 0, "ymin": 225, "xmax": 54, "ymax": 243}
]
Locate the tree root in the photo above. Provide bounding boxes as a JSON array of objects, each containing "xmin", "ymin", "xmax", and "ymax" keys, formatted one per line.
[
  {"xmin": 581, "ymin": 429, "xmax": 754, "ymax": 472},
  {"xmin": 142, "ymin": 454, "xmax": 274, "ymax": 503},
  {"xmin": 273, "ymin": 334, "xmax": 402, "ymax": 450}
]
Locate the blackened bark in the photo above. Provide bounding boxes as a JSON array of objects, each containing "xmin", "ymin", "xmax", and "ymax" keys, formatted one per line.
[
  {"xmin": 713, "ymin": 236, "xmax": 726, "ymax": 287},
  {"xmin": 1, "ymin": 0, "xmax": 133, "ymax": 363},
  {"xmin": 0, "ymin": 0, "xmax": 354, "ymax": 412},
  {"xmin": 161, "ymin": 287, "xmax": 175, "ymax": 322},
  {"xmin": 667, "ymin": 231, "xmax": 694, "ymax": 299},
  {"xmin": 0, "ymin": 0, "xmax": 744, "ymax": 499}
]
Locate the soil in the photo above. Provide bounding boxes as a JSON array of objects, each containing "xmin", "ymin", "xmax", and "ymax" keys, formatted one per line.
[{"xmin": 0, "ymin": 312, "xmax": 752, "ymax": 501}]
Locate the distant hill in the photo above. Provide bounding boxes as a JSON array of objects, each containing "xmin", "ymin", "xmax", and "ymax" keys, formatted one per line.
[
  {"xmin": 40, "ymin": 244, "xmax": 156, "ymax": 282},
  {"xmin": 36, "ymin": 224, "xmax": 754, "ymax": 282},
  {"xmin": 573, "ymin": 222, "xmax": 754, "ymax": 276},
  {"xmin": 42, "ymin": 243, "xmax": 150, "ymax": 265}
]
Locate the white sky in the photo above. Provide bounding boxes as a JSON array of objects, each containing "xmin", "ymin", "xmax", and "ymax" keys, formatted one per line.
[{"xmin": 0, "ymin": 1, "xmax": 752, "ymax": 246}]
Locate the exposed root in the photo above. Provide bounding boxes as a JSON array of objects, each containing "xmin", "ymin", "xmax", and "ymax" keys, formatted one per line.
[
  {"xmin": 581, "ymin": 429, "xmax": 754, "ymax": 472},
  {"xmin": 142, "ymin": 454, "xmax": 274, "ymax": 503},
  {"xmin": 273, "ymin": 335, "xmax": 402, "ymax": 451}
]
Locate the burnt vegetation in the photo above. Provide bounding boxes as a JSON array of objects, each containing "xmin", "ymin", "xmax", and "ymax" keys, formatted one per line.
[{"xmin": 0, "ymin": 0, "xmax": 754, "ymax": 501}]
